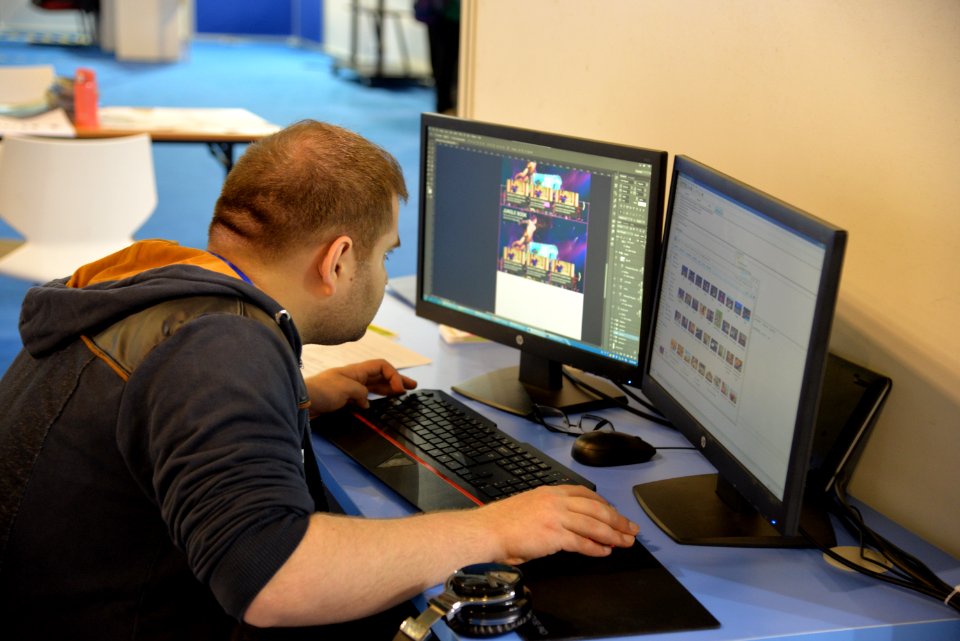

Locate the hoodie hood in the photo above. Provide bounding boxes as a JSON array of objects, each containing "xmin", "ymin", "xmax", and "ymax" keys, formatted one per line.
[{"xmin": 20, "ymin": 239, "xmax": 300, "ymax": 358}]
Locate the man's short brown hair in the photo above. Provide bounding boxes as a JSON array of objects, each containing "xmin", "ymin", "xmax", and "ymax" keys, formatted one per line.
[{"xmin": 209, "ymin": 120, "xmax": 407, "ymax": 260}]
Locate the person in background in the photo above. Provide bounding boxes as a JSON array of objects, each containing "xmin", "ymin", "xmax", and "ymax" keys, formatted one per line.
[
  {"xmin": 414, "ymin": 0, "xmax": 461, "ymax": 114},
  {"xmin": 0, "ymin": 119, "xmax": 639, "ymax": 640}
]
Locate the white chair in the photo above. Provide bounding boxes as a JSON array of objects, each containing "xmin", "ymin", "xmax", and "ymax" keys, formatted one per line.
[
  {"xmin": 0, "ymin": 65, "xmax": 55, "ymax": 113},
  {"xmin": 0, "ymin": 133, "xmax": 157, "ymax": 283}
]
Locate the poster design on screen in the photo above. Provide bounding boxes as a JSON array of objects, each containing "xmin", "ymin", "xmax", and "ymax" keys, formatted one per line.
[{"xmin": 498, "ymin": 159, "xmax": 591, "ymax": 293}]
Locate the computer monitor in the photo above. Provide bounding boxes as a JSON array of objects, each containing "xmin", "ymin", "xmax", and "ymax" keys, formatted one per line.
[
  {"xmin": 636, "ymin": 155, "xmax": 847, "ymax": 546},
  {"xmin": 416, "ymin": 114, "xmax": 667, "ymax": 417}
]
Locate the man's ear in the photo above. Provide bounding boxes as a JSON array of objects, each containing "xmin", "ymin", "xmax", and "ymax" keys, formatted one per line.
[{"xmin": 316, "ymin": 235, "xmax": 354, "ymax": 296}]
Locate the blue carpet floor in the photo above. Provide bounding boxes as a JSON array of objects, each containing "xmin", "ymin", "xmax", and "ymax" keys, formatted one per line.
[{"xmin": 0, "ymin": 36, "xmax": 434, "ymax": 373}]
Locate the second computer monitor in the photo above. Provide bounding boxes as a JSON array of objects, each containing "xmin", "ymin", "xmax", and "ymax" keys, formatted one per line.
[
  {"xmin": 638, "ymin": 155, "xmax": 847, "ymax": 545},
  {"xmin": 417, "ymin": 114, "xmax": 667, "ymax": 416}
]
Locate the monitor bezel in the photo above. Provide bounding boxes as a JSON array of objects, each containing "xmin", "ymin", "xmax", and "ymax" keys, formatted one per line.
[
  {"xmin": 416, "ymin": 113, "xmax": 668, "ymax": 391},
  {"xmin": 640, "ymin": 155, "xmax": 847, "ymax": 537}
]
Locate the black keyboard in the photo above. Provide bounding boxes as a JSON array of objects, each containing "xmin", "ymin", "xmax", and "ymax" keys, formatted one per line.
[{"xmin": 317, "ymin": 389, "xmax": 595, "ymax": 511}]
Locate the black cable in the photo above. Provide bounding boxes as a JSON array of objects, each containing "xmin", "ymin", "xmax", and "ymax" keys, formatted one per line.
[
  {"xmin": 614, "ymin": 381, "xmax": 666, "ymax": 417},
  {"xmin": 805, "ymin": 505, "xmax": 940, "ymax": 599},
  {"xmin": 831, "ymin": 478, "xmax": 938, "ymax": 582},
  {"xmin": 832, "ymin": 481, "xmax": 950, "ymax": 592},
  {"xmin": 803, "ymin": 481, "xmax": 960, "ymax": 614},
  {"xmin": 561, "ymin": 368, "xmax": 676, "ymax": 428},
  {"xmin": 801, "ymin": 525, "xmax": 947, "ymax": 601},
  {"xmin": 834, "ymin": 509, "xmax": 952, "ymax": 601}
]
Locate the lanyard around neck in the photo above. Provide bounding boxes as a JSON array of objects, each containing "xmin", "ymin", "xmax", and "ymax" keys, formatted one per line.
[{"xmin": 209, "ymin": 252, "xmax": 253, "ymax": 285}]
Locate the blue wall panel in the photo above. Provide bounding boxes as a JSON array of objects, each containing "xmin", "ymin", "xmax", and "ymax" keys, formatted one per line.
[
  {"xmin": 196, "ymin": 0, "xmax": 294, "ymax": 36},
  {"xmin": 298, "ymin": 0, "xmax": 323, "ymax": 43}
]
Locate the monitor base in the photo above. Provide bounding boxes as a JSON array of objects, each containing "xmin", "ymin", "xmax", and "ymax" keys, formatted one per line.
[
  {"xmin": 453, "ymin": 366, "xmax": 624, "ymax": 417},
  {"xmin": 633, "ymin": 473, "xmax": 836, "ymax": 548}
]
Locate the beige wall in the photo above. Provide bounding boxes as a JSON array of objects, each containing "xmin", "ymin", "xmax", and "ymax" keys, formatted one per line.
[{"xmin": 460, "ymin": 0, "xmax": 960, "ymax": 558}]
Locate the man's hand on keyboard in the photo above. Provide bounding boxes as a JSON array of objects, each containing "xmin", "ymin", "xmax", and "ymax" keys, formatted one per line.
[
  {"xmin": 474, "ymin": 485, "xmax": 640, "ymax": 564},
  {"xmin": 305, "ymin": 359, "xmax": 417, "ymax": 416}
]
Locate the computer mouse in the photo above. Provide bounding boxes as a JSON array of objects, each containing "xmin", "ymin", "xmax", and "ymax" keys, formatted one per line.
[{"xmin": 571, "ymin": 431, "xmax": 657, "ymax": 467}]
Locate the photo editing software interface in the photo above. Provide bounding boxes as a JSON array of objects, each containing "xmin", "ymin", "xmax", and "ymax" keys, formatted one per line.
[
  {"xmin": 420, "ymin": 122, "xmax": 658, "ymax": 372},
  {"xmin": 640, "ymin": 156, "xmax": 845, "ymax": 544}
]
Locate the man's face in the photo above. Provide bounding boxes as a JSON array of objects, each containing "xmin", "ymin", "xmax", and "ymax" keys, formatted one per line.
[
  {"xmin": 306, "ymin": 196, "xmax": 400, "ymax": 345},
  {"xmin": 349, "ymin": 197, "xmax": 400, "ymax": 338}
]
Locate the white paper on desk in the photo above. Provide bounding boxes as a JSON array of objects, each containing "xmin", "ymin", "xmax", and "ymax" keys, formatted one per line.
[
  {"xmin": 98, "ymin": 106, "xmax": 280, "ymax": 136},
  {"xmin": 0, "ymin": 108, "xmax": 75, "ymax": 137},
  {"xmin": 301, "ymin": 330, "xmax": 431, "ymax": 377}
]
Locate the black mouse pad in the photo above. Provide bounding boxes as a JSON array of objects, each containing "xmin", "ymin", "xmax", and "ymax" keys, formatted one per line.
[{"xmin": 516, "ymin": 542, "xmax": 719, "ymax": 640}]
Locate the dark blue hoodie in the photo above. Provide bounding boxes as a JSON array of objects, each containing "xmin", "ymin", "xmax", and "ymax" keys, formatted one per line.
[{"xmin": 0, "ymin": 240, "xmax": 322, "ymax": 639}]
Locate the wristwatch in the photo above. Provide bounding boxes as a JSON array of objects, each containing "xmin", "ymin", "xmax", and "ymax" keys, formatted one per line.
[{"xmin": 394, "ymin": 563, "xmax": 533, "ymax": 640}]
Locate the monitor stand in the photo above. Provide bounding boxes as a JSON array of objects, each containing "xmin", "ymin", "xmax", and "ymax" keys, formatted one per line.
[
  {"xmin": 452, "ymin": 352, "xmax": 625, "ymax": 417},
  {"xmin": 633, "ymin": 353, "xmax": 891, "ymax": 548},
  {"xmin": 633, "ymin": 474, "xmax": 835, "ymax": 548}
]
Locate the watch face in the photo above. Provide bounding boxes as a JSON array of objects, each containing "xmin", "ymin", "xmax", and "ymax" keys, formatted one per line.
[
  {"xmin": 446, "ymin": 564, "xmax": 533, "ymax": 637},
  {"xmin": 450, "ymin": 563, "xmax": 523, "ymax": 599}
]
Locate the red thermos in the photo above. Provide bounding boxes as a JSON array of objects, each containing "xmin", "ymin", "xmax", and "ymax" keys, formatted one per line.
[{"xmin": 73, "ymin": 67, "xmax": 99, "ymax": 128}]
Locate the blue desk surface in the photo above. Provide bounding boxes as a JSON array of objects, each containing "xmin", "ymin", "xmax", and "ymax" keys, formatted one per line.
[{"xmin": 311, "ymin": 293, "xmax": 960, "ymax": 641}]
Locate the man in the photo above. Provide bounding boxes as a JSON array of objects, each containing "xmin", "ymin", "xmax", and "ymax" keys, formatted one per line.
[
  {"xmin": 0, "ymin": 120, "xmax": 638, "ymax": 638},
  {"xmin": 414, "ymin": 0, "xmax": 460, "ymax": 114}
]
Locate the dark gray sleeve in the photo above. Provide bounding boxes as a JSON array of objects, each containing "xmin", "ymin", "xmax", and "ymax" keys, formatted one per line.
[{"xmin": 117, "ymin": 313, "xmax": 315, "ymax": 619}]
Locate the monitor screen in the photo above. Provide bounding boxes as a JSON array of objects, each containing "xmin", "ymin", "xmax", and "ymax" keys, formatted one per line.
[
  {"xmin": 416, "ymin": 114, "xmax": 667, "ymax": 416},
  {"xmin": 636, "ymin": 156, "xmax": 846, "ymax": 546}
]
